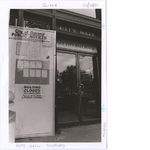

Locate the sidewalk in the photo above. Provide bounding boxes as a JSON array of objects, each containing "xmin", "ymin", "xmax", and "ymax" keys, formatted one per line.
[{"xmin": 16, "ymin": 123, "xmax": 101, "ymax": 142}]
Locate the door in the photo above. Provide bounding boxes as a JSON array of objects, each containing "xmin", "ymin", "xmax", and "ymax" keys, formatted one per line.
[
  {"xmin": 57, "ymin": 51, "xmax": 100, "ymax": 126},
  {"xmin": 78, "ymin": 54, "xmax": 100, "ymax": 123},
  {"xmin": 57, "ymin": 52, "xmax": 79, "ymax": 125}
]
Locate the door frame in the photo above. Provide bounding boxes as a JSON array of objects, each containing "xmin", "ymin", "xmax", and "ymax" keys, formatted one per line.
[
  {"xmin": 56, "ymin": 49, "xmax": 101, "ymax": 127},
  {"xmin": 56, "ymin": 50, "xmax": 80, "ymax": 127},
  {"xmin": 77, "ymin": 52, "xmax": 101, "ymax": 125}
]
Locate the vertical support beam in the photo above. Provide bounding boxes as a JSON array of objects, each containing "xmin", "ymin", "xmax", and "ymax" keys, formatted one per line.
[
  {"xmin": 52, "ymin": 9, "xmax": 56, "ymax": 30},
  {"xmin": 96, "ymin": 25, "xmax": 101, "ymax": 121},
  {"xmin": 55, "ymin": 49, "xmax": 59, "ymax": 134},
  {"xmin": 96, "ymin": 47, "xmax": 101, "ymax": 121},
  {"xmin": 18, "ymin": 10, "xmax": 24, "ymax": 27},
  {"xmin": 95, "ymin": 9, "xmax": 101, "ymax": 20},
  {"xmin": 52, "ymin": 9, "xmax": 60, "ymax": 134},
  {"xmin": 96, "ymin": 9, "xmax": 102, "ymax": 122},
  {"xmin": 76, "ymin": 53, "xmax": 83, "ymax": 124}
]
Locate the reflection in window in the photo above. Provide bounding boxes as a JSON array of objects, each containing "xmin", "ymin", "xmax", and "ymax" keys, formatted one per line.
[
  {"xmin": 57, "ymin": 52, "xmax": 78, "ymax": 123},
  {"xmin": 57, "ymin": 53, "xmax": 77, "ymax": 91},
  {"xmin": 79, "ymin": 55, "xmax": 96, "ymax": 89}
]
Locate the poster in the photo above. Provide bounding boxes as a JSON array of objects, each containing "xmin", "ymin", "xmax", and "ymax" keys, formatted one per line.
[{"xmin": 9, "ymin": 26, "xmax": 56, "ymax": 138}]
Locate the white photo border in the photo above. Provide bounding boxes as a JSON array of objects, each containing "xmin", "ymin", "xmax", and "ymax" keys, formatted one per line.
[{"xmin": 0, "ymin": 0, "xmax": 107, "ymax": 149}]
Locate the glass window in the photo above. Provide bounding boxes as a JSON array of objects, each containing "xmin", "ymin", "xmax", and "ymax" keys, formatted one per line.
[
  {"xmin": 57, "ymin": 52, "xmax": 77, "ymax": 91},
  {"xmin": 57, "ymin": 52, "xmax": 78, "ymax": 123}
]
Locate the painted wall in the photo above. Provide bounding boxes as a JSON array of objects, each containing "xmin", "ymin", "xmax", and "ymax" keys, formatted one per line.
[{"xmin": 9, "ymin": 26, "xmax": 56, "ymax": 138}]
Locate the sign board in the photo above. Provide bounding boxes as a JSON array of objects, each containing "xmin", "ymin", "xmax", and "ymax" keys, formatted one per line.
[
  {"xmin": 9, "ymin": 26, "xmax": 56, "ymax": 138},
  {"xmin": 57, "ymin": 39, "xmax": 97, "ymax": 53}
]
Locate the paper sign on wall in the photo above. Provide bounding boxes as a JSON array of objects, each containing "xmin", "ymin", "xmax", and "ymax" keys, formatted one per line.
[{"xmin": 9, "ymin": 26, "xmax": 56, "ymax": 138}]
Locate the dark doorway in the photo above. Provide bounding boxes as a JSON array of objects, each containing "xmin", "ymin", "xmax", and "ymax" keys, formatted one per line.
[{"xmin": 57, "ymin": 51, "xmax": 100, "ymax": 126}]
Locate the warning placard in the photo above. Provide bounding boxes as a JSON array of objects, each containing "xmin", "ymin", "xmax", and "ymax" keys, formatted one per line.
[{"xmin": 22, "ymin": 86, "xmax": 42, "ymax": 99}]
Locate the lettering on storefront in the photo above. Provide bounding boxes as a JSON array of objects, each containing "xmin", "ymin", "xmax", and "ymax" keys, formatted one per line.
[
  {"xmin": 57, "ymin": 40, "xmax": 97, "ymax": 53},
  {"xmin": 82, "ymin": 2, "xmax": 98, "ymax": 8},
  {"xmin": 42, "ymin": 3, "xmax": 57, "ymax": 7}
]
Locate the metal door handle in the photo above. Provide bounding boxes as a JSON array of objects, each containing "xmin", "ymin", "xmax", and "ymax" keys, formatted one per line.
[{"xmin": 77, "ymin": 84, "xmax": 84, "ymax": 94}]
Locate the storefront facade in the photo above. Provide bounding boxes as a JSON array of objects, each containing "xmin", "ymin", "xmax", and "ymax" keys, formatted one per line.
[{"xmin": 9, "ymin": 9, "xmax": 101, "ymax": 135}]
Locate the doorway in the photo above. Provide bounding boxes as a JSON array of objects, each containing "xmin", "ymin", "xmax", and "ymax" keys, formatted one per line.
[{"xmin": 56, "ymin": 51, "xmax": 100, "ymax": 126}]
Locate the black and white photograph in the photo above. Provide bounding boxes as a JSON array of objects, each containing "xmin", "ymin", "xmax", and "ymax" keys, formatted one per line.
[
  {"xmin": 1, "ymin": 1, "xmax": 107, "ymax": 149},
  {"xmin": 2, "ymin": 0, "xmax": 150, "ymax": 150}
]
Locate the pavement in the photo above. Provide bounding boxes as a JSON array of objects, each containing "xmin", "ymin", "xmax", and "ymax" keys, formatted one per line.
[{"xmin": 15, "ymin": 123, "xmax": 101, "ymax": 142}]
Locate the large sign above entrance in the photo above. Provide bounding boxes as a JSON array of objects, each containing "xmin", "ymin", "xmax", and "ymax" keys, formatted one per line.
[{"xmin": 57, "ymin": 39, "xmax": 97, "ymax": 53}]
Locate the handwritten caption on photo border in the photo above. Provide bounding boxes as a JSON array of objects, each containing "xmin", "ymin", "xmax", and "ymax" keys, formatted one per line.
[
  {"xmin": 16, "ymin": 144, "xmax": 65, "ymax": 149},
  {"xmin": 102, "ymin": 122, "xmax": 106, "ymax": 138},
  {"xmin": 42, "ymin": 2, "xmax": 99, "ymax": 8}
]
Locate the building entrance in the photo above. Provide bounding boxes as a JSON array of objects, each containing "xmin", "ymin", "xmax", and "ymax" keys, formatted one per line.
[{"xmin": 57, "ymin": 51, "xmax": 100, "ymax": 126}]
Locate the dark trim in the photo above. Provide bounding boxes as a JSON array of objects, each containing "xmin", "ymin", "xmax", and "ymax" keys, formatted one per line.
[
  {"xmin": 96, "ymin": 9, "xmax": 101, "ymax": 20},
  {"xmin": 81, "ymin": 118, "xmax": 101, "ymax": 125},
  {"xmin": 76, "ymin": 53, "xmax": 82, "ymax": 123},
  {"xmin": 58, "ymin": 121, "xmax": 80, "ymax": 128},
  {"xmin": 56, "ymin": 17, "xmax": 101, "ymax": 29},
  {"xmin": 78, "ymin": 52, "xmax": 98, "ymax": 57},
  {"xmin": 9, "ymin": 9, "xmax": 18, "ymax": 26},
  {"xmin": 53, "ymin": 9, "xmax": 58, "ymax": 134},
  {"xmin": 96, "ymin": 57, "xmax": 101, "ymax": 119},
  {"xmin": 56, "ymin": 30, "xmax": 100, "ymax": 41},
  {"xmin": 55, "ymin": 47, "xmax": 58, "ymax": 134},
  {"xmin": 18, "ymin": 10, "xmax": 24, "ymax": 26},
  {"xmin": 57, "ymin": 48, "xmax": 97, "ymax": 55},
  {"xmin": 57, "ymin": 49, "xmax": 77, "ymax": 55},
  {"xmin": 58, "ymin": 119, "xmax": 100, "ymax": 127},
  {"xmin": 56, "ymin": 33, "xmax": 100, "ymax": 46},
  {"xmin": 52, "ymin": 9, "xmax": 56, "ymax": 30},
  {"xmin": 22, "ymin": 9, "xmax": 53, "ymax": 18}
]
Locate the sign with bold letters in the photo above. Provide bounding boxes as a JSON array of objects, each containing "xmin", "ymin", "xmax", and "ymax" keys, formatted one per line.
[
  {"xmin": 57, "ymin": 39, "xmax": 97, "ymax": 53},
  {"xmin": 9, "ymin": 26, "xmax": 56, "ymax": 138}
]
